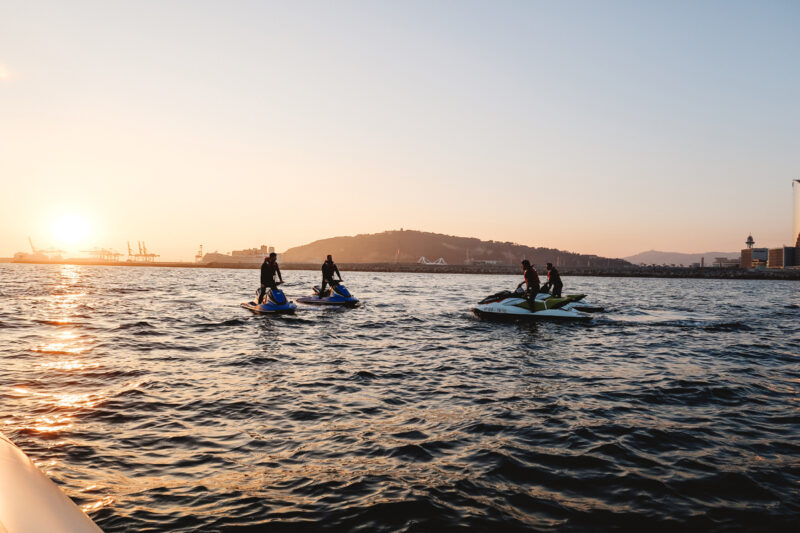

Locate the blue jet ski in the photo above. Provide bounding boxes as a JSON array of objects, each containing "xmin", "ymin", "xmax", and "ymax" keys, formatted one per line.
[
  {"xmin": 297, "ymin": 281, "xmax": 359, "ymax": 307},
  {"xmin": 241, "ymin": 286, "xmax": 297, "ymax": 314}
]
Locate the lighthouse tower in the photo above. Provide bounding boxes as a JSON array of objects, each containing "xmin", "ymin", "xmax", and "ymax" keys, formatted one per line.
[{"xmin": 740, "ymin": 234, "xmax": 768, "ymax": 269}]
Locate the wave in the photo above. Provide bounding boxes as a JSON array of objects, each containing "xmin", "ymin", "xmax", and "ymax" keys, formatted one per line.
[{"xmin": 3, "ymin": 267, "xmax": 799, "ymax": 532}]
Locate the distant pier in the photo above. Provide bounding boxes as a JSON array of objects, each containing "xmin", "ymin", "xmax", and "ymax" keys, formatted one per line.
[{"xmin": 2, "ymin": 258, "xmax": 799, "ymax": 280}]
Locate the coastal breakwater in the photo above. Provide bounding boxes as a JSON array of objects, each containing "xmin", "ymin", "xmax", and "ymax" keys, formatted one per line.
[{"xmin": 3, "ymin": 258, "xmax": 800, "ymax": 279}]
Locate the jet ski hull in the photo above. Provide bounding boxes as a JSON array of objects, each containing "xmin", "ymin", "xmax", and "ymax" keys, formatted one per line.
[
  {"xmin": 241, "ymin": 302, "xmax": 297, "ymax": 315},
  {"xmin": 242, "ymin": 287, "xmax": 296, "ymax": 314},
  {"xmin": 241, "ymin": 301, "xmax": 296, "ymax": 314},
  {"xmin": 299, "ymin": 283, "xmax": 359, "ymax": 307},
  {"xmin": 472, "ymin": 303, "xmax": 592, "ymax": 321},
  {"xmin": 472, "ymin": 292, "xmax": 597, "ymax": 321},
  {"xmin": 297, "ymin": 295, "xmax": 359, "ymax": 307}
]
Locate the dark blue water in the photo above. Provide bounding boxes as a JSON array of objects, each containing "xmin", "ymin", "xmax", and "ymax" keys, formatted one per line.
[{"xmin": 1, "ymin": 264, "xmax": 798, "ymax": 531}]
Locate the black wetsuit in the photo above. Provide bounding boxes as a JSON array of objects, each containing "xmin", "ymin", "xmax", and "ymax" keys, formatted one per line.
[
  {"xmin": 523, "ymin": 267, "xmax": 540, "ymax": 306},
  {"xmin": 547, "ymin": 267, "xmax": 563, "ymax": 297},
  {"xmin": 320, "ymin": 261, "xmax": 341, "ymax": 295},
  {"xmin": 258, "ymin": 260, "xmax": 282, "ymax": 303}
]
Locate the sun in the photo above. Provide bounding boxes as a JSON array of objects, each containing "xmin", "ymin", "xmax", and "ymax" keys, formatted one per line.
[{"xmin": 52, "ymin": 214, "xmax": 91, "ymax": 247}]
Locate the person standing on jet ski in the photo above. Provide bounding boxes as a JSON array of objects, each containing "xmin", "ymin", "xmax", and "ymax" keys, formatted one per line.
[
  {"xmin": 320, "ymin": 255, "xmax": 342, "ymax": 296},
  {"xmin": 517, "ymin": 260, "xmax": 540, "ymax": 306},
  {"xmin": 258, "ymin": 252, "xmax": 283, "ymax": 304},
  {"xmin": 545, "ymin": 262, "xmax": 563, "ymax": 298}
]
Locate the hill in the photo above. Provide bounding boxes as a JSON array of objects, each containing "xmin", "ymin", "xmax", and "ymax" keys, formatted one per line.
[
  {"xmin": 623, "ymin": 250, "xmax": 739, "ymax": 266},
  {"xmin": 282, "ymin": 230, "xmax": 632, "ymax": 269}
]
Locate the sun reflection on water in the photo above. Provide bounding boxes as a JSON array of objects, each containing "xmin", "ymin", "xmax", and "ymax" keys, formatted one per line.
[
  {"xmin": 53, "ymin": 392, "xmax": 106, "ymax": 410},
  {"xmin": 9, "ymin": 387, "xmax": 107, "ymax": 433},
  {"xmin": 34, "ymin": 331, "xmax": 94, "ymax": 355},
  {"xmin": 32, "ymin": 415, "xmax": 75, "ymax": 433},
  {"xmin": 81, "ymin": 496, "xmax": 115, "ymax": 513},
  {"xmin": 34, "ymin": 359, "xmax": 101, "ymax": 371}
]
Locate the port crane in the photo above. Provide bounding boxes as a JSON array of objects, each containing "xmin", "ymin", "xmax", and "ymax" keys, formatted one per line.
[
  {"xmin": 81, "ymin": 248, "xmax": 123, "ymax": 262},
  {"xmin": 28, "ymin": 237, "xmax": 65, "ymax": 258},
  {"xmin": 126, "ymin": 240, "xmax": 160, "ymax": 262}
]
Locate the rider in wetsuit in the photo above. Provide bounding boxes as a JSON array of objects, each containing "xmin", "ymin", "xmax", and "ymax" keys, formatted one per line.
[
  {"xmin": 258, "ymin": 252, "xmax": 283, "ymax": 304},
  {"xmin": 545, "ymin": 262, "xmax": 563, "ymax": 298},
  {"xmin": 517, "ymin": 259, "xmax": 540, "ymax": 307},
  {"xmin": 319, "ymin": 255, "xmax": 342, "ymax": 297}
]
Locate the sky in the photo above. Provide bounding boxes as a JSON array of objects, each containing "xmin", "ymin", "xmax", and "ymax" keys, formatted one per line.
[{"xmin": 1, "ymin": 0, "xmax": 798, "ymax": 261}]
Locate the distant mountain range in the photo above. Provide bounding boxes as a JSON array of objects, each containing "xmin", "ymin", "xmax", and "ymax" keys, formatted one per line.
[
  {"xmin": 623, "ymin": 250, "xmax": 740, "ymax": 266},
  {"xmin": 282, "ymin": 230, "xmax": 631, "ymax": 269}
]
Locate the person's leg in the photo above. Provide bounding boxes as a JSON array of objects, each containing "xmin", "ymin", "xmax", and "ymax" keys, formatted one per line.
[
  {"xmin": 554, "ymin": 282, "xmax": 562, "ymax": 298},
  {"xmin": 320, "ymin": 278, "xmax": 328, "ymax": 296},
  {"xmin": 257, "ymin": 283, "xmax": 266, "ymax": 304},
  {"xmin": 265, "ymin": 281, "xmax": 278, "ymax": 302},
  {"xmin": 526, "ymin": 284, "xmax": 539, "ymax": 309}
]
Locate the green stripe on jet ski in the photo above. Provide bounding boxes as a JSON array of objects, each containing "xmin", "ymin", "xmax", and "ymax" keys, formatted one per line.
[{"xmin": 514, "ymin": 294, "xmax": 587, "ymax": 312}]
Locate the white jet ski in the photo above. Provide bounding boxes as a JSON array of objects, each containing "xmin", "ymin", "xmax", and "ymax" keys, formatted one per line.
[{"xmin": 472, "ymin": 287, "xmax": 604, "ymax": 321}]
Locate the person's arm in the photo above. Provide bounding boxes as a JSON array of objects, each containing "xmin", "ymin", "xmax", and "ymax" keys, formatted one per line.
[
  {"xmin": 276, "ymin": 264, "xmax": 283, "ymax": 283},
  {"xmin": 335, "ymin": 265, "xmax": 342, "ymax": 280}
]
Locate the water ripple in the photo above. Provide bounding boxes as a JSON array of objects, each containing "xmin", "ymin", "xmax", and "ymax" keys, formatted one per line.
[{"xmin": 0, "ymin": 264, "xmax": 798, "ymax": 531}]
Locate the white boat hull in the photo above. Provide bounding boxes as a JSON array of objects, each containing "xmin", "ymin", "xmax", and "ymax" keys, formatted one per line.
[{"xmin": 0, "ymin": 433, "xmax": 103, "ymax": 532}]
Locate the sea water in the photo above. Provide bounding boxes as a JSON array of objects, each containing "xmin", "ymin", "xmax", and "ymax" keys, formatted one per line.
[{"xmin": 0, "ymin": 264, "xmax": 797, "ymax": 531}]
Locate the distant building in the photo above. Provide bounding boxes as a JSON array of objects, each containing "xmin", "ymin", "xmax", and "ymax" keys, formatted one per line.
[
  {"xmin": 200, "ymin": 252, "xmax": 235, "ymax": 264},
  {"xmin": 13, "ymin": 238, "xmax": 64, "ymax": 262},
  {"xmin": 712, "ymin": 257, "xmax": 739, "ymax": 268},
  {"xmin": 202, "ymin": 245, "xmax": 279, "ymax": 264},
  {"xmin": 740, "ymin": 248, "xmax": 768, "ymax": 269},
  {"xmin": 13, "ymin": 251, "xmax": 59, "ymax": 262},
  {"xmin": 767, "ymin": 247, "xmax": 798, "ymax": 269},
  {"xmin": 731, "ymin": 181, "xmax": 800, "ymax": 270},
  {"xmin": 231, "ymin": 245, "xmax": 271, "ymax": 259},
  {"xmin": 740, "ymin": 236, "xmax": 769, "ymax": 269}
]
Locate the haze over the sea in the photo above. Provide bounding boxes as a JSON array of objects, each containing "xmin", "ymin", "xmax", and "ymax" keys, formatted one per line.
[{"xmin": 1, "ymin": 1, "xmax": 798, "ymax": 261}]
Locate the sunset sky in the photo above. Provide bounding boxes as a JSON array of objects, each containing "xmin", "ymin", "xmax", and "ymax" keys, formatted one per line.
[{"xmin": 1, "ymin": 1, "xmax": 798, "ymax": 261}]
